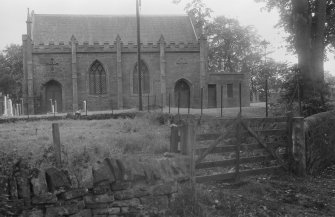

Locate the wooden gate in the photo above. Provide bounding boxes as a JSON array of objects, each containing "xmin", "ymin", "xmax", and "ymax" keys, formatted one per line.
[{"xmin": 170, "ymin": 113, "xmax": 304, "ymax": 183}]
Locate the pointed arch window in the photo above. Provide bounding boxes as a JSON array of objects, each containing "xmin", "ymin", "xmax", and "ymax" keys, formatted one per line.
[
  {"xmin": 133, "ymin": 60, "xmax": 150, "ymax": 94},
  {"xmin": 89, "ymin": 60, "xmax": 107, "ymax": 95}
]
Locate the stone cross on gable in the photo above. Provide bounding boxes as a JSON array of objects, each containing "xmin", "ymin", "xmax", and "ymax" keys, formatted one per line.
[{"xmin": 46, "ymin": 58, "xmax": 59, "ymax": 72}]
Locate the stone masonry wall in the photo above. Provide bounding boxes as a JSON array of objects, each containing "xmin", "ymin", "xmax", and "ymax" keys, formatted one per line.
[{"xmin": 1, "ymin": 155, "xmax": 190, "ymax": 217}]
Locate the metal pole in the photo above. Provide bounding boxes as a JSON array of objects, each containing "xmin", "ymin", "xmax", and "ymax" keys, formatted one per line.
[
  {"xmin": 161, "ymin": 94, "xmax": 163, "ymax": 112},
  {"xmin": 221, "ymin": 85, "xmax": 223, "ymax": 117},
  {"xmin": 178, "ymin": 91, "xmax": 181, "ymax": 116},
  {"xmin": 265, "ymin": 78, "xmax": 268, "ymax": 117},
  {"xmin": 27, "ymin": 103, "xmax": 29, "ymax": 119},
  {"xmin": 188, "ymin": 92, "xmax": 190, "ymax": 115},
  {"xmin": 201, "ymin": 88, "xmax": 203, "ymax": 116},
  {"xmin": 239, "ymin": 83, "xmax": 242, "ymax": 115},
  {"xmin": 169, "ymin": 93, "xmax": 171, "ymax": 114},
  {"xmin": 154, "ymin": 95, "xmax": 157, "ymax": 109},
  {"xmin": 148, "ymin": 94, "xmax": 150, "ymax": 112},
  {"xmin": 136, "ymin": 0, "xmax": 143, "ymax": 111},
  {"xmin": 53, "ymin": 99, "xmax": 56, "ymax": 118}
]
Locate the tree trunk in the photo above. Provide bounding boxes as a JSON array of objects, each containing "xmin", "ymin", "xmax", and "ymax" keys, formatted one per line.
[
  {"xmin": 292, "ymin": 0, "xmax": 326, "ymax": 100},
  {"xmin": 292, "ymin": 0, "xmax": 313, "ymax": 98},
  {"xmin": 311, "ymin": 0, "xmax": 326, "ymax": 98}
]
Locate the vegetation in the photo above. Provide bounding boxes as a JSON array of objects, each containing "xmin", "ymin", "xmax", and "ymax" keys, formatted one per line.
[
  {"xmin": 0, "ymin": 44, "xmax": 22, "ymax": 100},
  {"xmin": 256, "ymin": 0, "xmax": 335, "ymax": 111},
  {"xmin": 0, "ymin": 113, "xmax": 171, "ymax": 170}
]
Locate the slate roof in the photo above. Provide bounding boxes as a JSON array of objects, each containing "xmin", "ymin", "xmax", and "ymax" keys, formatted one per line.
[{"xmin": 31, "ymin": 14, "xmax": 198, "ymax": 45}]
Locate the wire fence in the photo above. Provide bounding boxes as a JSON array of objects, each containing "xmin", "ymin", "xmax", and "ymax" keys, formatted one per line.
[{"xmin": 1, "ymin": 81, "xmax": 273, "ymax": 118}]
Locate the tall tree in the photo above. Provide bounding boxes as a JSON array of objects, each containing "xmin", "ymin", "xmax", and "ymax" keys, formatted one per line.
[
  {"xmin": 0, "ymin": 44, "xmax": 23, "ymax": 100},
  {"xmin": 256, "ymin": 0, "xmax": 335, "ymax": 100}
]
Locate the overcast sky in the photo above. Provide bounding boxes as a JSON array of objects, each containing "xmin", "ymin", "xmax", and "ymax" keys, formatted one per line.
[{"xmin": 1, "ymin": 0, "xmax": 334, "ymax": 74}]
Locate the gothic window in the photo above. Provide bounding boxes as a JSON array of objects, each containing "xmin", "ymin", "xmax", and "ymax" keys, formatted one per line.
[
  {"xmin": 89, "ymin": 60, "xmax": 107, "ymax": 95},
  {"xmin": 133, "ymin": 60, "xmax": 150, "ymax": 94}
]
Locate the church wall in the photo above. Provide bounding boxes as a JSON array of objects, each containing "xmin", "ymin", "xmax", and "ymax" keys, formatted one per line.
[
  {"xmin": 208, "ymin": 73, "xmax": 250, "ymax": 107},
  {"xmin": 32, "ymin": 53, "xmax": 72, "ymax": 113},
  {"xmin": 165, "ymin": 52, "xmax": 201, "ymax": 108},
  {"xmin": 76, "ymin": 53, "xmax": 117, "ymax": 111},
  {"xmin": 121, "ymin": 52, "xmax": 161, "ymax": 109}
]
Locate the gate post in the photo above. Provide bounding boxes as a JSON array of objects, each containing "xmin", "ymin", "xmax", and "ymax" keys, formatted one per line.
[
  {"xmin": 180, "ymin": 121, "xmax": 196, "ymax": 181},
  {"xmin": 180, "ymin": 121, "xmax": 195, "ymax": 156},
  {"xmin": 291, "ymin": 117, "xmax": 306, "ymax": 176}
]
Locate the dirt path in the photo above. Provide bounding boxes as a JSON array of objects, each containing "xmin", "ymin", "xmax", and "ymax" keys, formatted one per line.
[{"xmin": 199, "ymin": 165, "xmax": 335, "ymax": 217}]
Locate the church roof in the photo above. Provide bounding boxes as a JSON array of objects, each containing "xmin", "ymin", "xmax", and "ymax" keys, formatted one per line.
[{"xmin": 31, "ymin": 14, "xmax": 198, "ymax": 45}]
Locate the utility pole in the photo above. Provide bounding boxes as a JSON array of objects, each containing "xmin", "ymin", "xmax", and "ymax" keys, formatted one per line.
[{"xmin": 136, "ymin": 0, "xmax": 143, "ymax": 110}]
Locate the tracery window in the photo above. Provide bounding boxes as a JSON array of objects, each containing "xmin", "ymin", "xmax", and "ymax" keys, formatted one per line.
[
  {"xmin": 89, "ymin": 60, "xmax": 107, "ymax": 95},
  {"xmin": 133, "ymin": 60, "xmax": 150, "ymax": 94}
]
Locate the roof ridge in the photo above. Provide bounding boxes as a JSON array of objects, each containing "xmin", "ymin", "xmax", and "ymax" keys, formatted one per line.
[{"xmin": 34, "ymin": 14, "xmax": 188, "ymax": 17}]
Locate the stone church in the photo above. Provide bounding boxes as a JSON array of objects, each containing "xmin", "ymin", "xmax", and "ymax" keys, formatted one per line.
[{"xmin": 22, "ymin": 11, "xmax": 249, "ymax": 114}]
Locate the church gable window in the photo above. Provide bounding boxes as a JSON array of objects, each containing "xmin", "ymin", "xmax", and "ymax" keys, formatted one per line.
[
  {"xmin": 133, "ymin": 60, "xmax": 150, "ymax": 94},
  {"xmin": 89, "ymin": 60, "xmax": 107, "ymax": 95}
]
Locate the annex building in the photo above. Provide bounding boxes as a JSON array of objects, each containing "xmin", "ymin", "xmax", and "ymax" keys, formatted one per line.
[{"xmin": 22, "ymin": 11, "xmax": 249, "ymax": 114}]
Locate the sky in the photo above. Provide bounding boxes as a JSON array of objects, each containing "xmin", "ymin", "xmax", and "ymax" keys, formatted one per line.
[{"xmin": 0, "ymin": 0, "xmax": 334, "ymax": 74}]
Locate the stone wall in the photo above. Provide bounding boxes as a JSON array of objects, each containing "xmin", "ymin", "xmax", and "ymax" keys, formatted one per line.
[
  {"xmin": 304, "ymin": 111, "xmax": 335, "ymax": 174},
  {"xmin": 29, "ymin": 41, "xmax": 203, "ymax": 113},
  {"xmin": 1, "ymin": 155, "xmax": 190, "ymax": 217}
]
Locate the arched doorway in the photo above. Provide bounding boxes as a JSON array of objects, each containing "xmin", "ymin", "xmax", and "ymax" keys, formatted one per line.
[
  {"xmin": 174, "ymin": 79, "xmax": 190, "ymax": 108},
  {"xmin": 45, "ymin": 80, "xmax": 62, "ymax": 113}
]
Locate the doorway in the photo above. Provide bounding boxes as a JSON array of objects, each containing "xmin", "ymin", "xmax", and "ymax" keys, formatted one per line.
[
  {"xmin": 45, "ymin": 80, "xmax": 62, "ymax": 113},
  {"xmin": 174, "ymin": 79, "xmax": 190, "ymax": 108}
]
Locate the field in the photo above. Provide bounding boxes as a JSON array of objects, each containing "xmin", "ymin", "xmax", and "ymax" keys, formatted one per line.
[{"xmin": 0, "ymin": 112, "xmax": 171, "ymax": 169}]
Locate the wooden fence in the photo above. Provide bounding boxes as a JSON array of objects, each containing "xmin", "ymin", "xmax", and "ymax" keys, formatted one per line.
[{"xmin": 170, "ymin": 113, "xmax": 306, "ymax": 183}]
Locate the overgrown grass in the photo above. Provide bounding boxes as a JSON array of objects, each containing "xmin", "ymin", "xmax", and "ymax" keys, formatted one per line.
[{"xmin": 0, "ymin": 112, "xmax": 170, "ymax": 170}]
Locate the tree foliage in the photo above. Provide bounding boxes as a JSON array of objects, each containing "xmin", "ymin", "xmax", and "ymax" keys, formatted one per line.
[
  {"xmin": 177, "ymin": 0, "xmax": 290, "ymax": 101},
  {"xmin": 206, "ymin": 16, "xmax": 262, "ymax": 74},
  {"xmin": 0, "ymin": 44, "xmax": 23, "ymax": 100},
  {"xmin": 256, "ymin": 0, "xmax": 335, "ymax": 99}
]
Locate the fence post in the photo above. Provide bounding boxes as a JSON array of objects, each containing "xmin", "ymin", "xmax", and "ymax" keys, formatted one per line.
[
  {"xmin": 286, "ymin": 112, "xmax": 293, "ymax": 172},
  {"xmin": 201, "ymin": 88, "xmax": 203, "ymax": 116},
  {"xmin": 235, "ymin": 114, "xmax": 241, "ymax": 181},
  {"xmin": 239, "ymin": 83, "xmax": 242, "ymax": 115},
  {"xmin": 265, "ymin": 78, "xmax": 268, "ymax": 117},
  {"xmin": 188, "ymin": 92, "xmax": 190, "ymax": 115},
  {"xmin": 180, "ymin": 121, "xmax": 196, "ymax": 181},
  {"xmin": 170, "ymin": 126, "xmax": 179, "ymax": 153},
  {"xmin": 161, "ymin": 93, "xmax": 164, "ymax": 112},
  {"xmin": 154, "ymin": 95, "xmax": 157, "ymax": 109},
  {"xmin": 291, "ymin": 117, "xmax": 306, "ymax": 176},
  {"xmin": 178, "ymin": 91, "xmax": 181, "ymax": 117},
  {"xmin": 180, "ymin": 121, "xmax": 195, "ymax": 156},
  {"xmin": 52, "ymin": 123, "xmax": 62, "ymax": 168},
  {"xmin": 148, "ymin": 94, "xmax": 150, "ymax": 112},
  {"xmin": 26, "ymin": 103, "xmax": 29, "ymax": 119},
  {"xmin": 168, "ymin": 93, "xmax": 171, "ymax": 114}
]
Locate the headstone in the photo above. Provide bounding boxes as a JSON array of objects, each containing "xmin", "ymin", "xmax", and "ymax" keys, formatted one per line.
[
  {"xmin": 16, "ymin": 104, "xmax": 20, "ymax": 116},
  {"xmin": 3, "ymin": 95, "xmax": 8, "ymax": 116},
  {"xmin": 49, "ymin": 99, "xmax": 53, "ymax": 113},
  {"xmin": 54, "ymin": 100, "xmax": 57, "ymax": 113},
  {"xmin": 8, "ymin": 99, "xmax": 13, "ymax": 116},
  {"xmin": 83, "ymin": 100, "xmax": 86, "ymax": 112}
]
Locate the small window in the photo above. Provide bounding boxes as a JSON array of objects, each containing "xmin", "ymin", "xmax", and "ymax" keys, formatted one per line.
[
  {"xmin": 227, "ymin": 84, "xmax": 233, "ymax": 98},
  {"xmin": 89, "ymin": 60, "xmax": 107, "ymax": 95}
]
